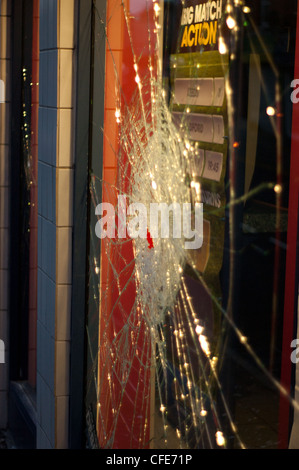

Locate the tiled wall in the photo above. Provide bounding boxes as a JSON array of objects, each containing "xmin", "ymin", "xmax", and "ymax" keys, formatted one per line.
[
  {"xmin": 37, "ymin": 0, "xmax": 75, "ymax": 449},
  {"xmin": 0, "ymin": 0, "xmax": 11, "ymax": 430}
]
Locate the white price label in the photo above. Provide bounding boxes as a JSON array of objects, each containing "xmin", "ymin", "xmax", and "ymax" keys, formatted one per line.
[
  {"xmin": 203, "ymin": 151, "xmax": 223, "ymax": 182},
  {"xmin": 172, "ymin": 112, "xmax": 214, "ymax": 143},
  {"xmin": 174, "ymin": 78, "xmax": 214, "ymax": 107},
  {"xmin": 213, "ymin": 115, "xmax": 225, "ymax": 144},
  {"xmin": 213, "ymin": 77, "xmax": 225, "ymax": 107}
]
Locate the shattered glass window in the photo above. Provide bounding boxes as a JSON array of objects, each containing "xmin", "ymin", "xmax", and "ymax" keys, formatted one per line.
[{"xmin": 84, "ymin": 0, "xmax": 299, "ymax": 449}]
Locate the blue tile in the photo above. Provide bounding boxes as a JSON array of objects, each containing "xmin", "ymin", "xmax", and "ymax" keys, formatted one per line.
[
  {"xmin": 39, "ymin": 0, "xmax": 48, "ymax": 51},
  {"xmin": 42, "ymin": 164, "xmax": 49, "ymax": 220},
  {"xmin": 39, "ymin": 52, "xmax": 57, "ymax": 109},
  {"xmin": 46, "ymin": 164, "xmax": 53, "ymax": 221},
  {"xmin": 41, "ymin": 216, "xmax": 48, "ymax": 274},
  {"xmin": 51, "ymin": 166, "xmax": 56, "ymax": 224},
  {"xmin": 37, "ymin": 163, "xmax": 43, "ymax": 215},
  {"xmin": 37, "ymin": 217, "xmax": 42, "ymax": 268},
  {"xmin": 39, "ymin": 52, "xmax": 48, "ymax": 107},
  {"xmin": 38, "ymin": 163, "xmax": 53, "ymax": 221},
  {"xmin": 39, "ymin": 108, "xmax": 58, "ymax": 167},
  {"xmin": 41, "ymin": 272, "xmax": 47, "ymax": 327},
  {"xmin": 48, "ymin": 50, "xmax": 58, "ymax": 108},
  {"xmin": 38, "ymin": 107, "xmax": 44, "ymax": 163},
  {"xmin": 37, "ymin": 268, "xmax": 42, "ymax": 322},
  {"xmin": 37, "ymin": 424, "xmax": 53, "ymax": 450},
  {"xmin": 39, "ymin": 0, "xmax": 57, "ymax": 51},
  {"xmin": 39, "ymin": 372, "xmax": 55, "ymax": 444},
  {"xmin": 36, "ymin": 373, "xmax": 42, "ymax": 423},
  {"xmin": 43, "ymin": 108, "xmax": 50, "ymax": 164},
  {"xmin": 48, "ymin": 0, "xmax": 58, "ymax": 50},
  {"xmin": 36, "ymin": 319, "xmax": 44, "ymax": 374},
  {"xmin": 37, "ymin": 320, "xmax": 55, "ymax": 388}
]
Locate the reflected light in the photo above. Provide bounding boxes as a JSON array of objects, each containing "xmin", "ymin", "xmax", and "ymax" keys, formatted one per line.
[
  {"xmin": 216, "ymin": 431, "xmax": 226, "ymax": 447},
  {"xmin": 266, "ymin": 106, "xmax": 276, "ymax": 116},
  {"xmin": 274, "ymin": 184, "xmax": 282, "ymax": 194},
  {"xmin": 226, "ymin": 15, "xmax": 236, "ymax": 29},
  {"xmin": 218, "ymin": 36, "xmax": 228, "ymax": 55}
]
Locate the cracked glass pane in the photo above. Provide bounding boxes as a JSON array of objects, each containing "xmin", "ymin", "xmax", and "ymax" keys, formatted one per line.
[{"xmin": 84, "ymin": 0, "xmax": 299, "ymax": 449}]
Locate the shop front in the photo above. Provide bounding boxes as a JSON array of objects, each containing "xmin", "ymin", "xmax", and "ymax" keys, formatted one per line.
[
  {"xmin": 76, "ymin": 0, "xmax": 299, "ymax": 450},
  {"xmin": 1, "ymin": 0, "xmax": 299, "ymax": 449}
]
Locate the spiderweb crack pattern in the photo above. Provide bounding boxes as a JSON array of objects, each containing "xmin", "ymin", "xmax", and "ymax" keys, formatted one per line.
[{"xmin": 85, "ymin": 0, "xmax": 299, "ymax": 450}]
